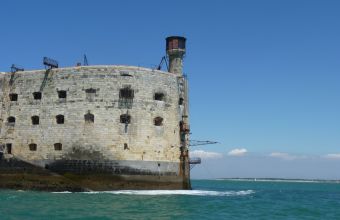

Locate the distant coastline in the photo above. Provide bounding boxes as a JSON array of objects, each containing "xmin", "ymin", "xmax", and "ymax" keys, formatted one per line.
[{"xmin": 213, "ymin": 178, "xmax": 340, "ymax": 183}]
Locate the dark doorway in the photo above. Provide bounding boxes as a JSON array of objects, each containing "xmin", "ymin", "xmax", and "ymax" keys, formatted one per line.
[{"xmin": 6, "ymin": 143, "xmax": 12, "ymax": 154}]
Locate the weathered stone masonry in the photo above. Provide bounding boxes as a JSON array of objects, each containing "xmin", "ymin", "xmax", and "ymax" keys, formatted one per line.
[{"xmin": 0, "ymin": 66, "xmax": 184, "ymax": 172}]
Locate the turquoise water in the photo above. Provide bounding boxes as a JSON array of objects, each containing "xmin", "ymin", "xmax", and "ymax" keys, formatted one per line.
[{"xmin": 1, "ymin": 180, "xmax": 340, "ymax": 219}]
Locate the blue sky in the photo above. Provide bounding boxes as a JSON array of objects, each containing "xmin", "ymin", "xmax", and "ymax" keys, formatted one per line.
[{"xmin": 1, "ymin": 0, "xmax": 340, "ymax": 179}]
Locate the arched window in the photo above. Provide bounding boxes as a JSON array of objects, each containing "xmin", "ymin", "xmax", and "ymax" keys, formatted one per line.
[
  {"xmin": 56, "ymin": 115, "xmax": 64, "ymax": 124},
  {"xmin": 154, "ymin": 117, "xmax": 163, "ymax": 126},
  {"xmin": 120, "ymin": 114, "xmax": 131, "ymax": 124},
  {"xmin": 29, "ymin": 143, "xmax": 37, "ymax": 151},
  {"xmin": 31, "ymin": 116, "xmax": 39, "ymax": 125},
  {"xmin": 84, "ymin": 112, "xmax": 94, "ymax": 123},
  {"xmin": 9, "ymin": 93, "xmax": 18, "ymax": 101},
  {"xmin": 54, "ymin": 143, "xmax": 62, "ymax": 151},
  {"xmin": 7, "ymin": 116, "xmax": 15, "ymax": 124},
  {"xmin": 33, "ymin": 92, "xmax": 42, "ymax": 100},
  {"xmin": 58, "ymin": 90, "xmax": 67, "ymax": 98},
  {"xmin": 154, "ymin": 92, "xmax": 165, "ymax": 101}
]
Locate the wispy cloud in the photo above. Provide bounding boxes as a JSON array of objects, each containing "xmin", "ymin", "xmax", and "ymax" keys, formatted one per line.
[
  {"xmin": 324, "ymin": 154, "xmax": 340, "ymax": 160},
  {"xmin": 269, "ymin": 152, "xmax": 307, "ymax": 160},
  {"xmin": 190, "ymin": 150, "xmax": 223, "ymax": 159},
  {"xmin": 228, "ymin": 148, "xmax": 248, "ymax": 156}
]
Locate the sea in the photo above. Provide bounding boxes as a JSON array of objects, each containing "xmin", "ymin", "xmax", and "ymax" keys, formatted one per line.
[{"xmin": 1, "ymin": 179, "xmax": 340, "ymax": 220}]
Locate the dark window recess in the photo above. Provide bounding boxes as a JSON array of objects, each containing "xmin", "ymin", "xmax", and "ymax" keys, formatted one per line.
[
  {"xmin": 54, "ymin": 143, "xmax": 62, "ymax": 151},
  {"xmin": 31, "ymin": 116, "xmax": 39, "ymax": 125},
  {"xmin": 7, "ymin": 116, "xmax": 15, "ymax": 123},
  {"xmin": 154, "ymin": 93, "xmax": 165, "ymax": 101},
  {"xmin": 84, "ymin": 112, "xmax": 94, "ymax": 123},
  {"xmin": 6, "ymin": 143, "xmax": 12, "ymax": 154},
  {"xmin": 124, "ymin": 143, "xmax": 129, "ymax": 150},
  {"xmin": 120, "ymin": 114, "xmax": 131, "ymax": 124},
  {"xmin": 85, "ymin": 88, "xmax": 96, "ymax": 101},
  {"xmin": 85, "ymin": 88, "xmax": 96, "ymax": 93},
  {"xmin": 119, "ymin": 87, "xmax": 134, "ymax": 109},
  {"xmin": 58, "ymin": 90, "xmax": 67, "ymax": 98},
  {"xmin": 179, "ymin": 98, "xmax": 184, "ymax": 105},
  {"xmin": 9, "ymin": 93, "xmax": 18, "ymax": 101},
  {"xmin": 56, "ymin": 115, "xmax": 64, "ymax": 124},
  {"xmin": 154, "ymin": 117, "xmax": 163, "ymax": 126},
  {"xmin": 29, "ymin": 143, "xmax": 37, "ymax": 151},
  {"xmin": 33, "ymin": 92, "xmax": 42, "ymax": 100}
]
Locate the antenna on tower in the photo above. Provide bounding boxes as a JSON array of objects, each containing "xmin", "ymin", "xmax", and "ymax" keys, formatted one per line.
[{"xmin": 83, "ymin": 54, "xmax": 89, "ymax": 66}]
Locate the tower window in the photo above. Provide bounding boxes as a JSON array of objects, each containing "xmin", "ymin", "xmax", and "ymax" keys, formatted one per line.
[
  {"xmin": 154, "ymin": 117, "xmax": 163, "ymax": 126},
  {"xmin": 58, "ymin": 90, "xmax": 67, "ymax": 98},
  {"xmin": 56, "ymin": 115, "xmax": 64, "ymax": 124},
  {"xmin": 85, "ymin": 88, "xmax": 96, "ymax": 94},
  {"xmin": 84, "ymin": 112, "xmax": 94, "ymax": 123},
  {"xmin": 6, "ymin": 143, "xmax": 12, "ymax": 154},
  {"xmin": 9, "ymin": 93, "xmax": 18, "ymax": 101},
  {"xmin": 85, "ymin": 88, "xmax": 96, "ymax": 101},
  {"xmin": 124, "ymin": 143, "xmax": 129, "ymax": 150},
  {"xmin": 54, "ymin": 143, "xmax": 62, "ymax": 151},
  {"xmin": 120, "ymin": 114, "xmax": 131, "ymax": 124},
  {"xmin": 29, "ymin": 143, "xmax": 37, "ymax": 151},
  {"xmin": 7, "ymin": 116, "xmax": 15, "ymax": 124},
  {"xmin": 31, "ymin": 116, "xmax": 39, "ymax": 125},
  {"xmin": 179, "ymin": 98, "xmax": 184, "ymax": 105},
  {"xmin": 154, "ymin": 93, "xmax": 165, "ymax": 101},
  {"xmin": 119, "ymin": 87, "xmax": 134, "ymax": 109},
  {"xmin": 119, "ymin": 87, "xmax": 134, "ymax": 99},
  {"xmin": 33, "ymin": 92, "xmax": 42, "ymax": 100}
]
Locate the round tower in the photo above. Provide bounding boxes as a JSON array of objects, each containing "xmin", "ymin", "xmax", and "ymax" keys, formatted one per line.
[{"xmin": 166, "ymin": 36, "xmax": 186, "ymax": 74}]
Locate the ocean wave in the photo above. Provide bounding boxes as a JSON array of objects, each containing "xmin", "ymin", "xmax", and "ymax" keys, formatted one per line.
[{"xmin": 82, "ymin": 189, "xmax": 255, "ymax": 196}]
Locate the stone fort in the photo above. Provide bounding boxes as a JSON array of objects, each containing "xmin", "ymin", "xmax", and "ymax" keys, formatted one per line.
[{"xmin": 0, "ymin": 36, "xmax": 192, "ymax": 190}]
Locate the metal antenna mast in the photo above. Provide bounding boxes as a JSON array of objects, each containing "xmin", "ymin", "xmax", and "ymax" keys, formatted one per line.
[{"xmin": 83, "ymin": 54, "xmax": 89, "ymax": 66}]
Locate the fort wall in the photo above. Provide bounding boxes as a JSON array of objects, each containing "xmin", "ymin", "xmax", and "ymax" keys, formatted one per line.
[{"xmin": 0, "ymin": 66, "xmax": 184, "ymax": 171}]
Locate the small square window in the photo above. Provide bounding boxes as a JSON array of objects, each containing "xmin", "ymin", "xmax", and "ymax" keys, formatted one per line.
[{"xmin": 33, "ymin": 92, "xmax": 42, "ymax": 100}]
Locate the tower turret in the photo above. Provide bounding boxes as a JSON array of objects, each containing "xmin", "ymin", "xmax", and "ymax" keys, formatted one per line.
[{"xmin": 166, "ymin": 36, "xmax": 186, "ymax": 74}]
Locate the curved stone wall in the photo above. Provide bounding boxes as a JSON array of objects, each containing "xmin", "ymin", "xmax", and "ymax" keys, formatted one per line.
[{"xmin": 0, "ymin": 66, "xmax": 183, "ymax": 168}]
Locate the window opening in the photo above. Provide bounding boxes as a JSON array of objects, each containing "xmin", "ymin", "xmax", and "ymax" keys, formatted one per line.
[
  {"xmin": 31, "ymin": 116, "xmax": 39, "ymax": 125},
  {"xmin": 124, "ymin": 143, "xmax": 129, "ymax": 150},
  {"xmin": 154, "ymin": 117, "xmax": 163, "ymax": 126},
  {"xmin": 54, "ymin": 143, "xmax": 62, "ymax": 151},
  {"xmin": 56, "ymin": 115, "xmax": 64, "ymax": 124},
  {"xmin": 85, "ymin": 88, "xmax": 96, "ymax": 101},
  {"xmin": 33, "ymin": 92, "xmax": 42, "ymax": 100},
  {"xmin": 58, "ymin": 90, "xmax": 67, "ymax": 98},
  {"xmin": 84, "ymin": 112, "xmax": 94, "ymax": 123},
  {"xmin": 9, "ymin": 93, "xmax": 18, "ymax": 101},
  {"xmin": 7, "ymin": 116, "xmax": 15, "ymax": 124},
  {"xmin": 85, "ymin": 88, "xmax": 96, "ymax": 93},
  {"xmin": 179, "ymin": 98, "xmax": 184, "ymax": 105},
  {"xmin": 120, "ymin": 114, "xmax": 131, "ymax": 124},
  {"xmin": 154, "ymin": 93, "xmax": 165, "ymax": 101},
  {"xmin": 6, "ymin": 143, "xmax": 12, "ymax": 154},
  {"xmin": 29, "ymin": 143, "xmax": 37, "ymax": 151},
  {"xmin": 119, "ymin": 87, "xmax": 134, "ymax": 109}
]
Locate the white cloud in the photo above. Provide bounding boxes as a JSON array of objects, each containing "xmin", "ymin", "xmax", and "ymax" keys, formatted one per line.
[
  {"xmin": 190, "ymin": 150, "xmax": 223, "ymax": 159},
  {"xmin": 228, "ymin": 148, "xmax": 248, "ymax": 156},
  {"xmin": 269, "ymin": 152, "xmax": 307, "ymax": 160},
  {"xmin": 324, "ymin": 154, "xmax": 340, "ymax": 160}
]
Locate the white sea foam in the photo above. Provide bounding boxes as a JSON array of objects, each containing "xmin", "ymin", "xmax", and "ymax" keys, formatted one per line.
[{"xmin": 82, "ymin": 189, "xmax": 255, "ymax": 196}]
